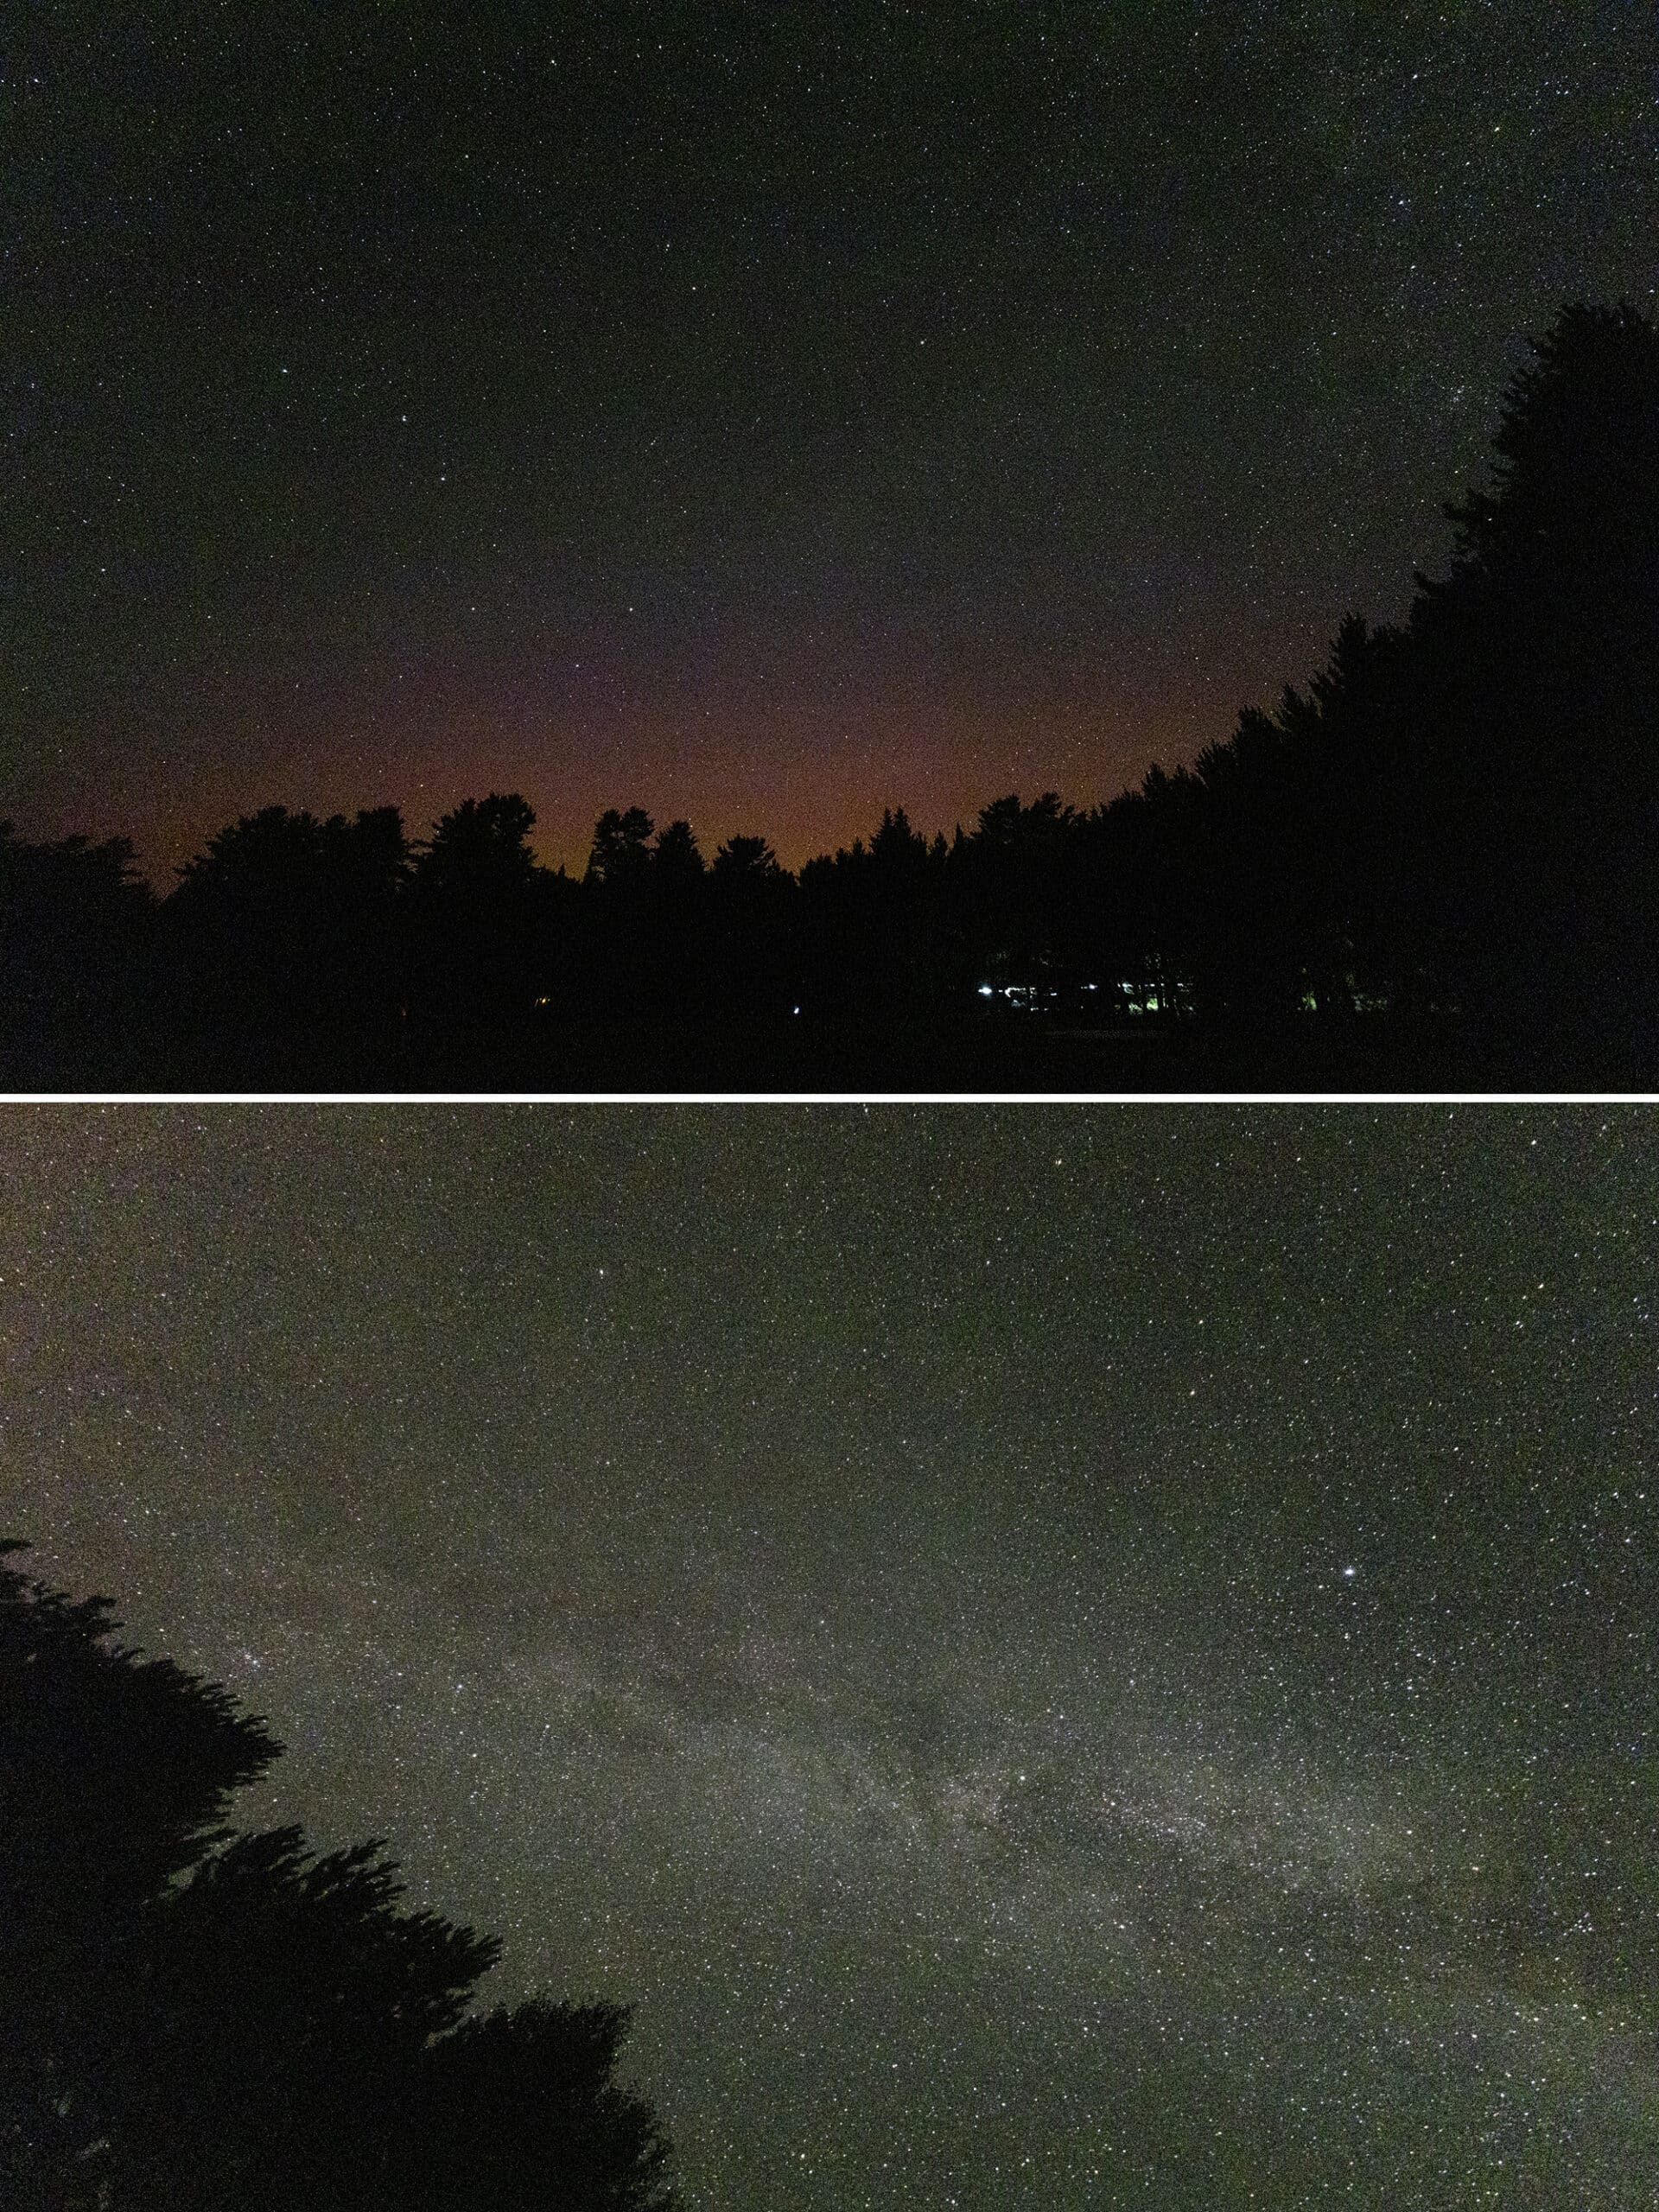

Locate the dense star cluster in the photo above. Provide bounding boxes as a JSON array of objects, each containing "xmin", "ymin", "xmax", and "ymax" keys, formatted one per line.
[
  {"xmin": 6, "ymin": 3, "xmax": 1656, "ymax": 878},
  {"xmin": 2, "ymin": 1109, "xmax": 1654, "ymax": 2206}
]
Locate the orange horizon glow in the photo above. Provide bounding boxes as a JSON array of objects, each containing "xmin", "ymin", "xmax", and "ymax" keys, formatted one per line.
[{"xmin": 22, "ymin": 649, "xmax": 1294, "ymax": 893}]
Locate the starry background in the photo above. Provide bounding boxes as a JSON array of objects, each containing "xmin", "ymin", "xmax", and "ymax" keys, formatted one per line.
[
  {"xmin": 2, "ymin": 1105, "xmax": 1656, "ymax": 2207},
  {"xmin": 5, "ymin": 3, "xmax": 1657, "ymax": 882}
]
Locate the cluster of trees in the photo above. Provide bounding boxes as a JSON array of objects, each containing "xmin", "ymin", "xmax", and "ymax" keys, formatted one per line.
[
  {"xmin": 3, "ymin": 300, "xmax": 1656, "ymax": 1082},
  {"xmin": 0, "ymin": 1540, "xmax": 677, "ymax": 2212}
]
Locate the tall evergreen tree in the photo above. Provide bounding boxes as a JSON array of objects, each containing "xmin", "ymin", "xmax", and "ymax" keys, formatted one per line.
[
  {"xmin": 1407, "ymin": 300, "xmax": 1659, "ymax": 1046},
  {"xmin": 404, "ymin": 792, "xmax": 569, "ymax": 1035},
  {"xmin": 0, "ymin": 1541, "xmax": 678, "ymax": 2212}
]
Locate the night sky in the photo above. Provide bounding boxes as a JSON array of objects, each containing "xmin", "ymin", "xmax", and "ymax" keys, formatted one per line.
[
  {"xmin": 3, "ymin": 1107, "xmax": 1656, "ymax": 2207},
  {"xmin": 7, "ymin": 3, "xmax": 1658, "ymax": 882}
]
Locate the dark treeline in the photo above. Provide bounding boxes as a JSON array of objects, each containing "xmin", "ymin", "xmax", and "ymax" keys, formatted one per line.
[
  {"xmin": 6, "ymin": 300, "xmax": 1656, "ymax": 1087},
  {"xmin": 0, "ymin": 1539, "xmax": 678, "ymax": 2212}
]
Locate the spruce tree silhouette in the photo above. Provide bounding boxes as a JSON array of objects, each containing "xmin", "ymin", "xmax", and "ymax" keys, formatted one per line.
[
  {"xmin": 0, "ymin": 1537, "xmax": 279, "ymax": 2209},
  {"xmin": 1407, "ymin": 300, "xmax": 1659, "ymax": 1051},
  {"xmin": 954, "ymin": 793, "xmax": 1078, "ymax": 1000},
  {"xmin": 0, "ymin": 1540, "xmax": 678, "ymax": 2212},
  {"xmin": 1088, "ymin": 299, "xmax": 1659, "ymax": 1062},
  {"xmin": 577, "ymin": 809, "xmax": 661, "ymax": 1020},
  {"xmin": 798, "ymin": 806, "xmax": 943, "ymax": 1021},
  {"xmin": 708, "ymin": 834, "xmax": 796, "ymax": 1020},
  {"xmin": 650, "ymin": 820, "xmax": 705, "ymax": 891},
  {"xmin": 398, "ymin": 1999, "xmax": 677, "ymax": 2212},
  {"xmin": 644, "ymin": 821, "xmax": 711, "ymax": 1020},
  {"xmin": 404, "ymin": 792, "xmax": 570, "ymax": 1041},
  {"xmin": 164, "ymin": 805, "xmax": 410, "ymax": 1070},
  {"xmin": 0, "ymin": 825, "xmax": 155, "ymax": 1082},
  {"xmin": 584, "ymin": 808, "xmax": 657, "ymax": 892}
]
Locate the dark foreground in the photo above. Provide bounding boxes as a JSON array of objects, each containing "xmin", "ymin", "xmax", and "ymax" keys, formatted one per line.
[{"xmin": 10, "ymin": 1008, "xmax": 1647, "ymax": 1095}]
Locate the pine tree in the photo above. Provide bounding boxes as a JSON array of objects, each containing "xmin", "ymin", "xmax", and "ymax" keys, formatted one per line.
[{"xmin": 0, "ymin": 1541, "xmax": 679, "ymax": 2211}]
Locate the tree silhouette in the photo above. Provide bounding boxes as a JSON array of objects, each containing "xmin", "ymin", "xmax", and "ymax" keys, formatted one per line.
[
  {"xmin": 0, "ymin": 1537, "xmax": 280, "ymax": 2209},
  {"xmin": 576, "ymin": 809, "xmax": 664, "ymax": 1020},
  {"xmin": 404, "ymin": 792, "xmax": 571, "ymax": 1037},
  {"xmin": 111, "ymin": 1825, "xmax": 498, "ymax": 2212},
  {"xmin": 0, "ymin": 1541, "xmax": 678, "ymax": 2212},
  {"xmin": 949, "ymin": 792, "xmax": 1081, "ymax": 1005},
  {"xmin": 709, "ymin": 833, "xmax": 780, "ymax": 885},
  {"xmin": 0, "ymin": 825, "xmax": 154, "ymax": 1079},
  {"xmin": 413, "ymin": 793, "xmax": 539, "ymax": 904},
  {"xmin": 399, "ymin": 1999, "xmax": 677, "ymax": 2212},
  {"xmin": 7, "ymin": 299, "xmax": 1657, "ymax": 1084},
  {"xmin": 584, "ymin": 808, "xmax": 657, "ymax": 892},
  {"xmin": 575, "ymin": 808, "xmax": 725, "ymax": 1025},
  {"xmin": 651, "ymin": 819, "xmax": 705, "ymax": 889},
  {"xmin": 1063, "ymin": 298, "xmax": 1659, "ymax": 1056},
  {"xmin": 708, "ymin": 834, "xmax": 797, "ymax": 1019},
  {"xmin": 1406, "ymin": 299, "xmax": 1659, "ymax": 1046},
  {"xmin": 644, "ymin": 821, "xmax": 711, "ymax": 1019},
  {"xmin": 798, "ymin": 807, "xmax": 949, "ymax": 1021},
  {"xmin": 163, "ymin": 805, "xmax": 409, "ymax": 1068}
]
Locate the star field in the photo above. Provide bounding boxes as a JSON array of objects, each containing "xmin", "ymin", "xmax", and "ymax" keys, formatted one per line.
[
  {"xmin": 5, "ymin": 3, "xmax": 1657, "ymax": 879},
  {"xmin": 2, "ymin": 1108, "xmax": 1655, "ymax": 2206}
]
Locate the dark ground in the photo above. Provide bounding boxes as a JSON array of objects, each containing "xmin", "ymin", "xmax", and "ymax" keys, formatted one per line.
[{"xmin": 7, "ymin": 1009, "xmax": 1643, "ymax": 1095}]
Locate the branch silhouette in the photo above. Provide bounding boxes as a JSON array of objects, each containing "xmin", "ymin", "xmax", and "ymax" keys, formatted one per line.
[{"xmin": 0, "ymin": 1539, "xmax": 679, "ymax": 2212}]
